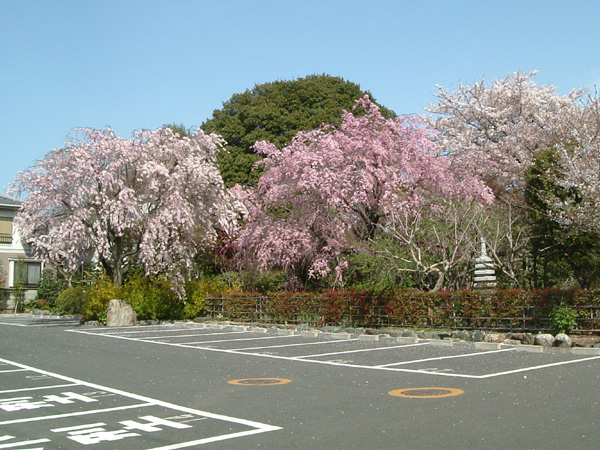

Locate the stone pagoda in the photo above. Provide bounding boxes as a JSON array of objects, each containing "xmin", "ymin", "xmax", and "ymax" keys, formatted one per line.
[{"xmin": 473, "ymin": 238, "xmax": 496, "ymax": 289}]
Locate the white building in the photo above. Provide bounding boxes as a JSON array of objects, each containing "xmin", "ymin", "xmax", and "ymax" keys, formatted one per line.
[{"xmin": 0, "ymin": 194, "xmax": 42, "ymax": 310}]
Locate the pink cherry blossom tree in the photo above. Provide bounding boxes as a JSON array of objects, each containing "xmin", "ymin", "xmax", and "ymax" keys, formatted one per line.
[
  {"xmin": 10, "ymin": 127, "xmax": 244, "ymax": 289},
  {"xmin": 235, "ymin": 96, "xmax": 492, "ymax": 287}
]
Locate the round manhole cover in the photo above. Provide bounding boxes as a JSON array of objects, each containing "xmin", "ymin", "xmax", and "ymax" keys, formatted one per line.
[
  {"xmin": 389, "ymin": 387, "xmax": 464, "ymax": 398},
  {"xmin": 228, "ymin": 378, "xmax": 292, "ymax": 386}
]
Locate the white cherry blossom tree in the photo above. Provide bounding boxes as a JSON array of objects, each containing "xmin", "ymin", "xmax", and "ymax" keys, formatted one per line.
[{"xmin": 10, "ymin": 127, "xmax": 244, "ymax": 288}]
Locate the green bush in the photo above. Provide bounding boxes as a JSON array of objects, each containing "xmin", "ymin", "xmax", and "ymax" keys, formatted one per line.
[
  {"xmin": 549, "ymin": 306, "xmax": 578, "ymax": 334},
  {"xmin": 121, "ymin": 273, "xmax": 184, "ymax": 321},
  {"xmin": 82, "ymin": 276, "xmax": 120, "ymax": 321},
  {"xmin": 56, "ymin": 286, "xmax": 87, "ymax": 314},
  {"xmin": 184, "ymin": 275, "xmax": 240, "ymax": 319},
  {"xmin": 36, "ymin": 269, "xmax": 68, "ymax": 307}
]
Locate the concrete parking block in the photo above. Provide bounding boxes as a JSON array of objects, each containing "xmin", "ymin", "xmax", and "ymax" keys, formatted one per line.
[
  {"xmin": 300, "ymin": 330, "xmax": 320, "ymax": 338},
  {"xmin": 250, "ymin": 327, "xmax": 268, "ymax": 333},
  {"xmin": 331, "ymin": 332, "xmax": 353, "ymax": 340},
  {"xmin": 396, "ymin": 337, "xmax": 419, "ymax": 344},
  {"xmin": 277, "ymin": 329, "xmax": 296, "ymax": 336},
  {"xmin": 515, "ymin": 344, "xmax": 544, "ymax": 353},
  {"xmin": 429, "ymin": 339, "xmax": 453, "ymax": 347},
  {"xmin": 475, "ymin": 342, "xmax": 501, "ymax": 350},
  {"xmin": 359, "ymin": 334, "xmax": 380, "ymax": 342},
  {"xmin": 571, "ymin": 347, "xmax": 600, "ymax": 356}
]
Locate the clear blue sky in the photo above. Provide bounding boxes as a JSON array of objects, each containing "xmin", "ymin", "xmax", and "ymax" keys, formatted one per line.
[{"xmin": 1, "ymin": 0, "xmax": 599, "ymax": 194}]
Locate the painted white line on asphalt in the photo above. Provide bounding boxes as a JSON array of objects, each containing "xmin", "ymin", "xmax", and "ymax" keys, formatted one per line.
[
  {"xmin": 67, "ymin": 329, "xmax": 600, "ymax": 379},
  {"xmin": 179, "ymin": 335, "xmax": 301, "ymax": 345},
  {"xmin": 0, "ymin": 438, "xmax": 50, "ymax": 448},
  {"xmin": 375, "ymin": 348, "xmax": 515, "ymax": 368},
  {"xmin": 292, "ymin": 343, "xmax": 429, "ymax": 359},
  {"xmin": 138, "ymin": 331, "xmax": 252, "ymax": 340},
  {"xmin": 0, "ymin": 403, "xmax": 154, "ymax": 426},
  {"xmin": 0, "ymin": 368, "xmax": 28, "ymax": 373},
  {"xmin": 234, "ymin": 339, "xmax": 359, "ymax": 351},
  {"xmin": 477, "ymin": 355, "xmax": 600, "ymax": 378},
  {"xmin": 0, "ymin": 357, "xmax": 282, "ymax": 434},
  {"xmin": 0, "ymin": 383, "xmax": 79, "ymax": 394},
  {"xmin": 92, "ymin": 327, "xmax": 210, "ymax": 336},
  {"xmin": 0, "ymin": 321, "xmax": 28, "ymax": 327}
]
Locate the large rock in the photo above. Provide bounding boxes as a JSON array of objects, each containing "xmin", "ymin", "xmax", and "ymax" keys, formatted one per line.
[
  {"xmin": 106, "ymin": 299, "xmax": 137, "ymax": 327},
  {"xmin": 553, "ymin": 333, "xmax": 572, "ymax": 348},
  {"xmin": 468, "ymin": 330, "xmax": 486, "ymax": 342},
  {"xmin": 485, "ymin": 333, "xmax": 507, "ymax": 343},
  {"xmin": 572, "ymin": 336, "xmax": 600, "ymax": 348},
  {"xmin": 534, "ymin": 333, "xmax": 555, "ymax": 347}
]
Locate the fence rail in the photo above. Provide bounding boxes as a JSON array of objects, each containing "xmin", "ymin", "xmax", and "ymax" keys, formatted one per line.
[{"xmin": 206, "ymin": 295, "xmax": 600, "ymax": 334}]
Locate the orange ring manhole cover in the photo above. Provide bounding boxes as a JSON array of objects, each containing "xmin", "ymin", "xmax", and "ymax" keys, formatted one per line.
[
  {"xmin": 228, "ymin": 378, "xmax": 292, "ymax": 386},
  {"xmin": 389, "ymin": 387, "xmax": 464, "ymax": 399}
]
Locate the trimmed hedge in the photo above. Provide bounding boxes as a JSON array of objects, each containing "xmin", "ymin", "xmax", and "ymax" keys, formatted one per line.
[{"xmin": 206, "ymin": 288, "xmax": 600, "ymax": 333}]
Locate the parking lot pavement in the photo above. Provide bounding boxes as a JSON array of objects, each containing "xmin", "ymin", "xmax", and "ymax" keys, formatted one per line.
[
  {"xmin": 3, "ymin": 317, "xmax": 600, "ymax": 449},
  {"xmin": 0, "ymin": 357, "xmax": 279, "ymax": 449},
  {"xmin": 68, "ymin": 321, "xmax": 600, "ymax": 379}
]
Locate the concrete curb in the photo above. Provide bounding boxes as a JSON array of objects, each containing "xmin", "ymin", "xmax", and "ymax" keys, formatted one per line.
[
  {"xmin": 396, "ymin": 337, "xmax": 419, "ymax": 344},
  {"xmin": 571, "ymin": 347, "xmax": 600, "ymax": 356},
  {"xmin": 475, "ymin": 342, "xmax": 501, "ymax": 350},
  {"xmin": 300, "ymin": 330, "xmax": 319, "ymax": 338},
  {"xmin": 331, "ymin": 332, "xmax": 353, "ymax": 340},
  {"xmin": 515, "ymin": 344, "xmax": 544, "ymax": 353},
  {"xmin": 428, "ymin": 339, "xmax": 453, "ymax": 347},
  {"xmin": 358, "ymin": 334, "xmax": 380, "ymax": 342}
]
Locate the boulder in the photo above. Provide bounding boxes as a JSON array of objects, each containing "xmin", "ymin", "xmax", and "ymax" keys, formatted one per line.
[
  {"xmin": 522, "ymin": 333, "xmax": 535, "ymax": 345},
  {"xmin": 106, "ymin": 299, "xmax": 137, "ymax": 327},
  {"xmin": 553, "ymin": 333, "xmax": 572, "ymax": 348},
  {"xmin": 572, "ymin": 336, "xmax": 600, "ymax": 348},
  {"xmin": 507, "ymin": 332, "xmax": 524, "ymax": 342},
  {"xmin": 485, "ymin": 333, "xmax": 507, "ymax": 343},
  {"xmin": 468, "ymin": 330, "xmax": 486, "ymax": 342},
  {"xmin": 452, "ymin": 330, "xmax": 469, "ymax": 340},
  {"xmin": 534, "ymin": 333, "xmax": 555, "ymax": 347}
]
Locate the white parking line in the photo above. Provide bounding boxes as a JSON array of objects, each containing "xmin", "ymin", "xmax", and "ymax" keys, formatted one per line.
[
  {"xmin": 66, "ymin": 328, "xmax": 600, "ymax": 379},
  {"xmin": 292, "ymin": 343, "xmax": 429, "ymax": 359},
  {"xmin": 234, "ymin": 339, "xmax": 359, "ymax": 351},
  {"xmin": 139, "ymin": 331, "xmax": 251, "ymax": 340},
  {"xmin": 0, "ymin": 357, "xmax": 281, "ymax": 447},
  {"xmin": 0, "ymin": 403, "xmax": 154, "ymax": 426},
  {"xmin": 179, "ymin": 335, "xmax": 301, "ymax": 345},
  {"xmin": 477, "ymin": 355, "xmax": 600, "ymax": 378},
  {"xmin": 0, "ymin": 384, "xmax": 78, "ymax": 394},
  {"xmin": 0, "ymin": 368, "xmax": 28, "ymax": 373},
  {"xmin": 375, "ymin": 348, "xmax": 514, "ymax": 367}
]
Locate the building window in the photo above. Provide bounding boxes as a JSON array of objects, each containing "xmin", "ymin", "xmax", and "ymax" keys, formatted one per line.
[
  {"xmin": 15, "ymin": 261, "xmax": 42, "ymax": 287},
  {"xmin": 0, "ymin": 217, "xmax": 12, "ymax": 244}
]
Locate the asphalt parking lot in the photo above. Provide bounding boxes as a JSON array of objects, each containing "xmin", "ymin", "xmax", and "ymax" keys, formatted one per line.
[{"xmin": 1, "ymin": 314, "xmax": 599, "ymax": 449}]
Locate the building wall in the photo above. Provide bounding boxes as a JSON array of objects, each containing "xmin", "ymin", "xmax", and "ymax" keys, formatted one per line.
[{"xmin": 0, "ymin": 203, "xmax": 41, "ymax": 310}]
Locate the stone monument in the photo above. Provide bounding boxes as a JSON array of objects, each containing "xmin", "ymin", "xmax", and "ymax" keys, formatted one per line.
[{"xmin": 473, "ymin": 238, "xmax": 496, "ymax": 289}]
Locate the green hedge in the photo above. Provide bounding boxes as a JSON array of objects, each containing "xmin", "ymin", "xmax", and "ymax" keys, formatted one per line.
[{"xmin": 206, "ymin": 288, "xmax": 600, "ymax": 332}]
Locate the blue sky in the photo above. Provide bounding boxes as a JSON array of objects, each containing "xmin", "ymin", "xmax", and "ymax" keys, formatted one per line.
[{"xmin": 1, "ymin": 0, "xmax": 599, "ymax": 194}]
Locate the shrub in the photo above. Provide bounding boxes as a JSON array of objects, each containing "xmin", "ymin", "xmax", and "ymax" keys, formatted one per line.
[
  {"xmin": 549, "ymin": 306, "xmax": 578, "ymax": 334},
  {"xmin": 82, "ymin": 276, "xmax": 120, "ymax": 321},
  {"xmin": 184, "ymin": 275, "xmax": 241, "ymax": 319},
  {"xmin": 121, "ymin": 273, "xmax": 184, "ymax": 321},
  {"xmin": 56, "ymin": 286, "xmax": 87, "ymax": 314},
  {"xmin": 36, "ymin": 269, "xmax": 68, "ymax": 307}
]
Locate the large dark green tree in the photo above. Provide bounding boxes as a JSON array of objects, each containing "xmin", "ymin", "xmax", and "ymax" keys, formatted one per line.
[
  {"xmin": 525, "ymin": 147, "xmax": 600, "ymax": 288},
  {"xmin": 201, "ymin": 74, "xmax": 395, "ymax": 186}
]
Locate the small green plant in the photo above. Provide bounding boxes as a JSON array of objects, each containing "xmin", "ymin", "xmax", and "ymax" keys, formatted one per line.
[
  {"xmin": 36, "ymin": 269, "xmax": 68, "ymax": 307},
  {"xmin": 549, "ymin": 306, "xmax": 578, "ymax": 334},
  {"xmin": 82, "ymin": 276, "xmax": 120, "ymax": 321},
  {"xmin": 56, "ymin": 286, "xmax": 87, "ymax": 314}
]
